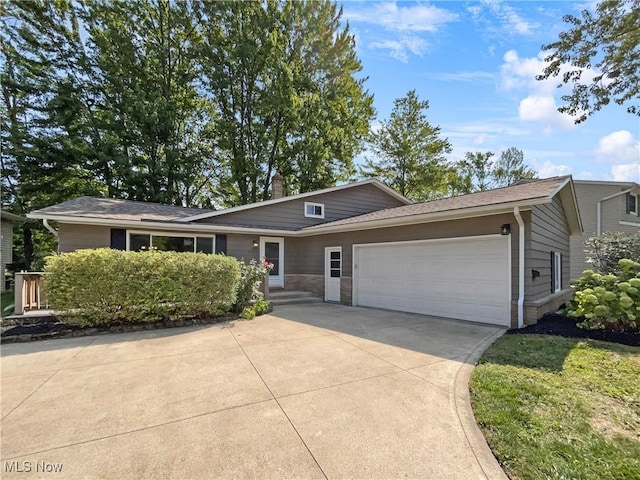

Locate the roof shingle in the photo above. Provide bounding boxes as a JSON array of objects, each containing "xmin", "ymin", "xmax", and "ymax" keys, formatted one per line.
[
  {"xmin": 304, "ymin": 176, "xmax": 570, "ymax": 230},
  {"xmin": 29, "ymin": 197, "xmax": 214, "ymax": 222}
]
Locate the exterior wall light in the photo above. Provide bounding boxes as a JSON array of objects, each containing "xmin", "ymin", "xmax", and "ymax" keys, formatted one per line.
[
  {"xmin": 252, "ymin": 240, "xmax": 259, "ymax": 248},
  {"xmin": 501, "ymin": 224, "xmax": 511, "ymax": 235}
]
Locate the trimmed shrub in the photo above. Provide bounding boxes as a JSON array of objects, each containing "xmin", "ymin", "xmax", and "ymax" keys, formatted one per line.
[
  {"xmin": 44, "ymin": 249, "xmax": 240, "ymax": 326},
  {"xmin": 232, "ymin": 257, "xmax": 272, "ymax": 313},
  {"xmin": 254, "ymin": 298, "xmax": 271, "ymax": 316},
  {"xmin": 567, "ymin": 258, "xmax": 640, "ymax": 331},
  {"xmin": 585, "ymin": 232, "xmax": 640, "ymax": 274}
]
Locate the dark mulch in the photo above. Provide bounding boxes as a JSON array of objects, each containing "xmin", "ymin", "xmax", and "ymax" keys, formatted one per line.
[
  {"xmin": 1, "ymin": 322, "xmax": 72, "ymax": 337},
  {"xmin": 507, "ymin": 313, "xmax": 640, "ymax": 347}
]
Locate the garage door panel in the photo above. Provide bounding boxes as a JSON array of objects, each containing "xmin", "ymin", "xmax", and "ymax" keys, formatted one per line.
[{"xmin": 354, "ymin": 236, "xmax": 510, "ymax": 326}]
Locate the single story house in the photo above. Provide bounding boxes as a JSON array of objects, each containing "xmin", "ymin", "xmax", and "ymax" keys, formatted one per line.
[
  {"xmin": 570, "ymin": 180, "xmax": 640, "ymax": 279},
  {"xmin": 28, "ymin": 175, "xmax": 582, "ymax": 328},
  {"xmin": 1, "ymin": 210, "xmax": 26, "ymax": 291}
]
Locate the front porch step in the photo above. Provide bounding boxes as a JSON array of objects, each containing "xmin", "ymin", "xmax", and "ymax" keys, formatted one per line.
[{"xmin": 268, "ymin": 290, "xmax": 323, "ymax": 306}]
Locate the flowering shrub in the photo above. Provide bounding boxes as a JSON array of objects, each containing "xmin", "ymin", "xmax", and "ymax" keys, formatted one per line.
[
  {"xmin": 232, "ymin": 257, "xmax": 273, "ymax": 313},
  {"xmin": 567, "ymin": 258, "xmax": 640, "ymax": 331}
]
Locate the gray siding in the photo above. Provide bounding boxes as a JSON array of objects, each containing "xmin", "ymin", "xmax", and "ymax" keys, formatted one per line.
[
  {"xmin": 59, "ymin": 223, "xmax": 111, "ymax": 252},
  {"xmin": 528, "ymin": 197, "xmax": 570, "ymax": 302},
  {"xmin": 1, "ymin": 219, "xmax": 13, "ymax": 290},
  {"xmin": 286, "ymin": 212, "xmax": 521, "ymax": 305},
  {"xmin": 195, "ymin": 183, "xmax": 406, "ymax": 229},
  {"xmin": 570, "ymin": 182, "xmax": 640, "ymax": 279},
  {"xmin": 226, "ymin": 233, "xmax": 260, "ymax": 262}
]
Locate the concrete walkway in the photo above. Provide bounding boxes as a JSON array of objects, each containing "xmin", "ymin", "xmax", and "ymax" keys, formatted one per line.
[{"xmin": 1, "ymin": 304, "xmax": 507, "ymax": 479}]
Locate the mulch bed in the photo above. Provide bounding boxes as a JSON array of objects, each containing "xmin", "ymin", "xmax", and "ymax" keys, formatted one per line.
[{"xmin": 507, "ymin": 313, "xmax": 640, "ymax": 347}]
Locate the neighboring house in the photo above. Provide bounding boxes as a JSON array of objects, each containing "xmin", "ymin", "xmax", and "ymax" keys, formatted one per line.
[
  {"xmin": 1, "ymin": 210, "xmax": 26, "ymax": 291},
  {"xmin": 28, "ymin": 176, "xmax": 582, "ymax": 328},
  {"xmin": 570, "ymin": 180, "xmax": 640, "ymax": 279}
]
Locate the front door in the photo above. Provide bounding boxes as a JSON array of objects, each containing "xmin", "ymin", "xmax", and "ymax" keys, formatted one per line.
[
  {"xmin": 260, "ymin": 237, "xmax": 284, "ymax": 288},
  {"xmin": 325, "ymin": 247, "xmax": 342, "ymax": 302}
]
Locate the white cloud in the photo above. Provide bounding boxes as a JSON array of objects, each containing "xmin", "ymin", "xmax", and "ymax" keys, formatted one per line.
[
  {"xmin": 423, "ymin": 71, "xmax": 495, "ymax": 82},
  {"xmin": 370, "ymin": 35, "xmax": 429, "ymax": 62},
  {"xmin": 518, "ymin": 95, "xmax": 577, "ymax": 129},
  {"xmin": 473, "ymin": 133, "xmax": 489, "ymax": 145},
  {"xmin": 343, "ymin": 2, "xmax": 457, "ymax": 62},
  {"xmin": 344, "ymin": 2, "xmax": 458, "ymax": 32},
  {"xmin": 611, "ymin": 164, "xmax": 640, "ymax": 182},
  {"xmin": 482, "ymin": 0, "xmax": 536, "ymax": 35},
  {"xmin": 532, "ymin": 160, "xmax": 573, "ymax": 178},
  {"xmin": 595, "ymin": 130, "xmax": 640, "ymax": 163}
]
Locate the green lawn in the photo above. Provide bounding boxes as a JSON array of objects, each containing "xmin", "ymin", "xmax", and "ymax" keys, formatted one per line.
[
  {"xmin": 1, "ymin": 290, "xmax": 14, "ymax": 316},
  {"xmin": 470, "ymin": 334, "xmax": 640, "ymax": 480}
]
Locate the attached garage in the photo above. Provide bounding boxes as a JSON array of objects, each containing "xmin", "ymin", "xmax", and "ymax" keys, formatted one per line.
[{"xmin": 353, "ymin": 235, "xmax": 511, "ymax": 326}]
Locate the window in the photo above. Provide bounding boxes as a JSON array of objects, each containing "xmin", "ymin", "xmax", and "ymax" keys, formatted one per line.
[
  {"xmin": 127, "ymin": 232, "xmax": 215, "ymax": 254},
  {"xmin": 551, "ymin": 251, "xmax": 562, "ymax": 293},
  {"xmin": 626, "ymin": 193, "xmax": 638, "ymax": 215},
  {"xmin": 304, "ymin": 202, "xmax": 325, "ymax": 218}
]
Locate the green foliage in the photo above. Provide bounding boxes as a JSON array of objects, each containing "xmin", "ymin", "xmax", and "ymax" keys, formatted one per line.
[
  {"xmin": 361, "ymin": 90, "xmax": 452, "ymax": 202},
  {"xmin": 2, "ymin": 0, "xmax": 373, "ymax": 220},
  {"xmin": 453, "ymin": 147, "xmax": 537, "ymax": 194},
  {"xmin": 585, "ymin": 231, "xmax": 640, "ymax": 274},
  {"xmin": 239, "ymin": 298, "xmax": 270, "ymax": 319},
  {"xmin": 567, "ymin": 259, "xmax": 640, "ymax": 331},
  {"xmin": 232, "ymin": 258, "xmax": 272, "ymax": 313},
  {"xmin": 538, "ymin": 0, "xmax": 640, "ymax": 122},
  {"xmin": 254, "ymin": 298, "xmax": 271, "ymax": 316},
  {"xmin": 44, "ymin": 249, "xmax": 240, "ymax": 326},
  {"xmin": 492, "ymin": 147, "xmax": 537, "ymax": 187}
]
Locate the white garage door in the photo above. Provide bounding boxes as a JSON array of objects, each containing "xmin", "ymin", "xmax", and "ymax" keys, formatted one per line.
[{"xmin": 353, "ymin": 235, "xmax": 511, "ymax": 326}]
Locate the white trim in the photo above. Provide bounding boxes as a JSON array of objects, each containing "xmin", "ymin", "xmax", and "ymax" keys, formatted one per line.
[
  {"xmin": 619, "ymin": 221, "xmax": 640, "ymax": 228},
  {"xmin": 26, "ymin": 214, "xmax": 295, "ymax": 236},
  {"xmin": 324, "ymin": 246, "xmax": 342, "ymax": 302},
  {"xmin": 126, "ymin": 230, "xmax": 215, "ymax": 253},
  {"xmin": 553, "ymin": 251, "xmax": 562, "ymax": 293},
  {"xmin": 260, "ymin": 237, "xmax": 284, "ymax": 288},
  {"xmin": 304, "ymin": 202, "xmax": 325, "ymax": 219},
  {"xmin": 175, "ymin": 179, "xmax": 412, "ymax": 222}
]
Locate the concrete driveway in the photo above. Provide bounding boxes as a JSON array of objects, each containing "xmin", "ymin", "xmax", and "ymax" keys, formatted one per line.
[{"xmin": 1, "ymin": 304, "xmax": 507, "ymax": 479}]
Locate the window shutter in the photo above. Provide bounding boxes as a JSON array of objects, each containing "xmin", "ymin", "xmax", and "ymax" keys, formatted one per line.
[
  {"xmin": 626, "ymin": 193, "xmax": 631, "ymax": 214},
  {"xmin": 215, "ymin": 234, "xmax": 227, "ymax": 255},
  {"xmin": 111, "ymin": 229, "xmax": 126, "ymax": 250},
  {"xmin": 559, "ymin": 253, "xmax": 562, "ymax": 290},
  {"xmin": 550, "ymin": 251, "xmax": 555, "ymax": 294}
]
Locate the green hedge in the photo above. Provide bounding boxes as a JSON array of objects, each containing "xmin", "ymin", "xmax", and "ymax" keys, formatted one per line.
[{"xmin": 44, "ymin": 249, "xmax": 240, "ymax": 326}]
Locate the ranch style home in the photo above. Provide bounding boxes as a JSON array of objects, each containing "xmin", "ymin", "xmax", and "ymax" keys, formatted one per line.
[{"xmin": 28, "ymin": 175, "xmax": 582, "ymax": 329}]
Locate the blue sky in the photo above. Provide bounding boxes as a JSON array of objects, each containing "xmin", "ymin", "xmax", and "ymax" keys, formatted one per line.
[{"xmin": 341, "ymin": 1, "xmax": 640, "ymax": 182}]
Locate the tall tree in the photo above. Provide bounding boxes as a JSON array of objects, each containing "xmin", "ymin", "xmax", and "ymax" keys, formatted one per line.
[
  {"xmin": 492, "ymin": 147, "xmax": 537, "ymax": 187},
  {"xmin": 197, "ymin": 0, "xmax": 374, "ymax": 205},
  {"xmin": 454, "ymin": 151, "xmax": 495, "ymax": 193},
  {"xmin": 537, "ymin": 0, "xmax": 640, "ymax": 123},
  {"xmin": 361, "ymin": 90, "xmax": 452, "ymax": 202}
]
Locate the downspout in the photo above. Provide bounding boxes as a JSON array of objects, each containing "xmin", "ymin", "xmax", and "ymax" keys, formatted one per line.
[
  {"xmin": 596, "ymin": 188, "xmax": 633, "ymax": 235},
  {"xmin": 43, "ymin": 219, "xmax": 58, "ymax": 237},
  {"xmin": 513, "ymin": 207, "xmax": 525, "ymax": 328}
]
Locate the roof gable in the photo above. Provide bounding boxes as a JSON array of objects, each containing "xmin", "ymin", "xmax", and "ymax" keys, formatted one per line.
[
  {"xmin": 303, "ymin": 176, "xmax": 582, "ymax": 234},
  {"xmin": 177, "ymin": 179, "xmax": 411, "ymax": 222}
]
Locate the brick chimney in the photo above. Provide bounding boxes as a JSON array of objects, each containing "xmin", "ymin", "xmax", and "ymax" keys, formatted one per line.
[{"xmin": 271, "ymin": 172, "xmax": 283, "ymax": 199}]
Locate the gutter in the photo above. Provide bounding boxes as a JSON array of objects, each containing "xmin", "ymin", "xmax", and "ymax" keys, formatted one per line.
[
  {"xmin": 597, "ymin": 188, "xmax": 633, "ymax": 235},
  {"xmin": 513, "ymin": 207, "xmax": 525, "ymax": 328},
  {"xmin": 43, "ymin": 219, "xmax": 58, "ymax": 237}
]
